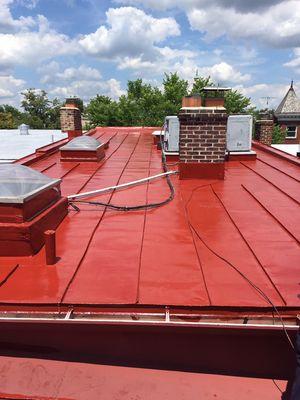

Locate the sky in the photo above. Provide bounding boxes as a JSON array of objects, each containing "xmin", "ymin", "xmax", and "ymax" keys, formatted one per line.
[{"xmin": 0, "ymin": 0, "xmax": 300, "ymax": 109}]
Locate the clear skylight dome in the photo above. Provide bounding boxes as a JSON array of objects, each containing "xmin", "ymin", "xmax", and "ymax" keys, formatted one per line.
[
  {"xmin": 61, "ymin": 136, "xmax": 102, "ymax": 151},
  {"xmin": 0, "ymin": 164, "xmax": 59, "ymax": 203}
]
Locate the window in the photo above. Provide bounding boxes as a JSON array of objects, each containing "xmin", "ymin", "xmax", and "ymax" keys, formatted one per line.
[{"xmin": 286, "ymin": 126, "xmax": 297, "ymax": 139}]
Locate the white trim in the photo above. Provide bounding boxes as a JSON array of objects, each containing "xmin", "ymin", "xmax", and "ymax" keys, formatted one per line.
[{"xmin": 285, "ymin": 125, "xmax": 297, "ymax": 139}]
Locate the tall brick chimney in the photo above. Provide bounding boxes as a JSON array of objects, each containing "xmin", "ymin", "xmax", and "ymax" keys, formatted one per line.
[
  {"xmin": 255, "ymin": 117, "xmax": 274, "ymax": 146},
  {"xmin": 60, "ymin": 97, "xmax": 83, "ymax": 139},
  {"xmin": 178, "ymin": 90, "xmax": 228, "ymax": 180}
]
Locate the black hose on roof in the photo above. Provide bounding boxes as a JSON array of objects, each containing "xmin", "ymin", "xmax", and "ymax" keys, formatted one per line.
[{"xmin": 69, "ymin": 126, "xmax": 176, "ymax": 212}]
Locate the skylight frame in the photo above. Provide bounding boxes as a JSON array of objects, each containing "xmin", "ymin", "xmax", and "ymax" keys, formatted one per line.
[{"xmin": 0, "ymin": 178, "xmax": 61, "ymax": 204}]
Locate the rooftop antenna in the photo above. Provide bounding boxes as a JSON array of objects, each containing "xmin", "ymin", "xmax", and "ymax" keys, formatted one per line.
[{"xmin": 260, "ymin": 96, "xmax": 276, "ymax": 107}]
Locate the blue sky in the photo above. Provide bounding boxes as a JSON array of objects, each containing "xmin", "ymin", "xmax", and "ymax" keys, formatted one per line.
[{"xmin": 1, "ymin": 0, "xmax": 300, "ymax": 108}]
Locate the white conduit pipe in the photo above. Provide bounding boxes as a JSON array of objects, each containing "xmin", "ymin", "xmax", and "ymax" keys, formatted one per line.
[{"xmin": 68, "ymin": 170, "xmax": 178, "ymax": 201}]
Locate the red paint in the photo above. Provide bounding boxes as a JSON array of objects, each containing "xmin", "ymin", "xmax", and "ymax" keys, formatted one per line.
[
  {"xmin": 0, "ymin": 198, "xmax": 68, "ymax": 256},
  {"xmin": 0, "ymin": 354, "xmax": 288, "ymax": 400},
  {"xmin": 0, "ymin": 127, "xmax": 298, "ymax": 313},
  {"xmin": 45, "ymin": 230, "xmax": 57, "ymax": 265},
  {"xmin": 182, "ymin": 95, "xmax": 202, "ymax": 107},
  {"xmin": 66, "ymin": 129, "xmax": 83, "ymax": 139},
  {"xmin": 179, "ymin": 162, "xmax": 225, "ymax": 179},
  {"xmin": 60, "ymin": 146, "xmax": 105, "ymax": 162},
  {"xmin": 0, "ymin": 186, "xmax": 61, "ymax": 224},
  {"xmin": 252, "ymin": 140, "xmax": 300, "ymax": 166},
  {"xmin": 165, "ymin": 153, "xmax": 179, "ymax": 162},
  {"xmin": 228, "ymin": 153, "xmax": 257, "ymax": 161},
  {"xmin": 204, "ymin": 97, "xmax": 225, "ymax": 107}
]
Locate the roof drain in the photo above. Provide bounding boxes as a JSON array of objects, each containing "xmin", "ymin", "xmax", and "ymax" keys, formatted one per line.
[{"xmin": 0, "ymin": 164, "xmax": 68, "ymax": 257}]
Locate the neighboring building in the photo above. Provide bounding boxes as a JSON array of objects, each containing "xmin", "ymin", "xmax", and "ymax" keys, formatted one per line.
[
  {"xmin": 274, "ymin": 81, "xmax": 300, "ymax": 144},
  {"xmin": 0, "ymin": 129, "xmax": 68, "ymax": 163}
]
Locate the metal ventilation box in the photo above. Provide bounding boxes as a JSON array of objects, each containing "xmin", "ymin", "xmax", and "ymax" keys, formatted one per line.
[
  {"xmin": 227, "ymin": 115, "xmax": 253, "ymax": 152},
  {"xmin": 164, "ymin": 116, "xmax": 180, "ymax": 152}
]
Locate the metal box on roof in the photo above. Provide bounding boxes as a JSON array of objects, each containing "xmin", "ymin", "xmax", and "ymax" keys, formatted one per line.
[
  {"xmin": 164, "ymin": 116, "xmax": 179, "ymax": 152},
  {"xmin": 227, "ymin": 115, "xmax": 253, "ymax": 152}
]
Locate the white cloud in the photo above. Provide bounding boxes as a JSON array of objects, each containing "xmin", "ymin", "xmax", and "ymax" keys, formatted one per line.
[
  {"xmin": 0, "ymin": 0, "xmax": 35, "ymax": 33},
  {"xmin": 0, "ymin": 74, "xmax": 26, "ymax": 105},
  {"xmin": 17, "ymin": 0, "xmax": 39, "ymax": 9},
  {"xmin": 38, "ymin": 63, "xmax": 124, "ymax": 101},
  {"xmin": 41, "ymin": 64, "xmax": 102, "ymax": 85},
  {"xmin": 116, "ymin": 0, "xmax": 300, "ymax": 48},
  {"xmin": 80, "ymin": 7, "xmax": 180, "ymax": 61},
  {"xmin": 0, "ymin": 8, "xmax": 76, "ymax": 71},
  {"xmin": 284, "ymin": 48, "xmax": 300, "ymax": 72},
  {"xmin": 236, "ymin": 82, "xmax": 296, "ymax": 109},
  {"xmin": 49, "ymin": 78, "xmax": 125, "ymax": 101}
]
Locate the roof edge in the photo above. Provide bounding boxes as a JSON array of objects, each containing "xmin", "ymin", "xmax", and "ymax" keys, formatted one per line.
[{"xmin": 252, "ymin": 140, "xmax": 300, "ymax": 166}]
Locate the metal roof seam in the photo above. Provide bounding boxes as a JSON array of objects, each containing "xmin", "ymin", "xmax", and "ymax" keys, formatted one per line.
[
  {"xmin": 135, "ymin": 141, "xmax": 153, "ymax": 304},
  {"xmin": 240, "ymin": 162, "xmax": 300, "ymax": 206},
  {"xmin": 73, "ymin": 132, "xmax": 129, "ymax": 195},
  {"xmin": 211, "ymin": 185, "xmax": 287, "ymax": 306},
  {"xmin": 60, "ymin": 132, "xmax": 142, "ymax": 304},
  {"xmin": 256, "ymin": 158, "xmax": 300, "ymax": 183},
  {"xmin": 242, "ymin": 184, "xmax": 300, "ymax": 246},
  {"xmin": 181, "ymin": 184, "xmax": 214, "ymax": 306},
  {"xmin": 186, "ymin": 221, "xmax": 295, "ymax": 351}
]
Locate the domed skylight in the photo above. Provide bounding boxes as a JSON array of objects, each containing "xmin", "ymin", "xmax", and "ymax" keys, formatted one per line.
[
  {"xmin": 61, "ymin": 136, "xmax": 102, "ymax": 151},
  {"xmin": 0, "ymin": 164, "xmax": 60, "ymax": 203}
]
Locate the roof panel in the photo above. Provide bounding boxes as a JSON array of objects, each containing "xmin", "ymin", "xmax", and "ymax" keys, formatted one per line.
[{"xmin": 0, "ymin": 127, "xmax": 299, "ymax": 313}]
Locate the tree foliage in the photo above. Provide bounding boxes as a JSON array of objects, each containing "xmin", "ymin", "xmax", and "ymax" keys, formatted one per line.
[
  {"xmin": 0, "ymin": 73, "xmax": 254, "ymax": 129},
  {"xmin": 21, "ymin": 89, "xmax": 62, "ymax": 129},
  {"xmin": 272, "ymin": 124, "xmax": 286, "ymax": 144},
  {"xmin": 190, "ymin": 75, "xmax": 212, "ymax": 96},
  {"xmin": 224, "ymin": 90, "xmax": 251, "ymax": 114}
]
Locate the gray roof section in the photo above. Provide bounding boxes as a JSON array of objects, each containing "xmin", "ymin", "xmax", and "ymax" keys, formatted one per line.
[{"xmin": 275, "ymin": 84, "xmax": 300, "ymax": 117}]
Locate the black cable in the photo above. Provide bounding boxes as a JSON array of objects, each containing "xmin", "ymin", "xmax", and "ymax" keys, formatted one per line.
[
  {"xmin": 69, "ymin": 126, "xmax": 176, "ymax": 212},
  {"xmin": 184, "ymin": 184, "xmax": 295, "ymax": 352}
]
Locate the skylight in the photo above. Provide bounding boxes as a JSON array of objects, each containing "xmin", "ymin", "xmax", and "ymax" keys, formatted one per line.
[
  {"xmin": 0, "ymin": 164, "xmax": 60, "ymax": 203},
  {"xmin": 61, "ymin": 136, "xmax": 102, "ymax": 151}
]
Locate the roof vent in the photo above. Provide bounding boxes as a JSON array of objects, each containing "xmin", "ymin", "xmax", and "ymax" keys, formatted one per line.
[
  {"xmin": 0, "ymin": 165, "xmax": 68, "ymax": 256},
  {"xmin": 60, "ymin": 136, "xmax": 105, "ymax": 162},
  {"xmin": 19, "ymin": 124, "xmax": 29, "ymax": 135}
]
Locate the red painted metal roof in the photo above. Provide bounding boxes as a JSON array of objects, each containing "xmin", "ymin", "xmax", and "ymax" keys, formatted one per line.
[
  {"xmin": 0, "ymin": 355, "xmax": 287, "ymax": 399},
  {"xmin": 0, "ymin": 127, "xmax": 299, "ymax": 312}
]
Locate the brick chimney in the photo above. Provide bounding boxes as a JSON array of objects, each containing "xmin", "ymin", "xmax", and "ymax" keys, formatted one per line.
[
  {"xmin": 60, "ymin": 97, "xmax": 83, "ymax": 139},
  {"xmin": 178, "ymin": 92, "xmax": 228, "ymax": 179},
  {"xmin": 255, "ymin": 118, "xmax": 274, "ymax": 146}
]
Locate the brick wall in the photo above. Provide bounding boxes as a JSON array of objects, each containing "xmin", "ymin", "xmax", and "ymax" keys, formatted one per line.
[
  {"xmin": 255, "ymin": 119, "xmax": 273, "ymax": 146},
  {"xmin": 60, "ymin": 107, "xmax": 82, "ymax": 138},
  {"xmin": 178, "ymin": 108, "xmax": 227, "ymax": 179},
  {"xmin": 279, "ymin": 122, "xmax": 300, "ymax": 144}
]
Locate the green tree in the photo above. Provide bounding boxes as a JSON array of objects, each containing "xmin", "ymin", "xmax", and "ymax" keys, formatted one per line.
[
  {"xmin": 47, "ymin": 97, "xmax": 63, "ymax": 129},
  {"xmin": 21, "ymin": 89, "xmax": 50, "ymax": 128},
  {"xmin": 20, "ymin": 89, "xmax": 61, "ymax": 129},
  {"xmin": 190, "ymin": 75, "xmax": 213, "ymax": 96},
  {"xmin": 272, "ymin": 124, "xmax": 285, "ymax": 144},
  {"xmin": 0, "ymin": 111, "xmax": 14, "ymax": 129},
  {"xmin": 86, "ymin": 95, "xmax": 120, "ymax": 127},
  {"xmin": 163, "ymin": 73, "xmax": 188, "ymax": 115},
  {"xmin": 224, "ymin": 90, "xmax": 251, "ymax": 114}
]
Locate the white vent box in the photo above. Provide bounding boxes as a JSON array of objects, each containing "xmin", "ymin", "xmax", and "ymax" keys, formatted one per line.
[
  {"xmin": 164, "ymin": 116, "xmax": 179, "ymax": 152},
  {"xmin": 227, "ymin": 115, "xmax": 253, "ymax": 152}
]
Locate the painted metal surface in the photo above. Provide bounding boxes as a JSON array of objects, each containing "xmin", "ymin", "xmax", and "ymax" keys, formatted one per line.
[
  {"xmin": 0, "ymin": 127, "xmax": 298, "ymax": 312},
  {"xmin": 0, "ymin": 355, "xmax": 288, "ymax": 400}
]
